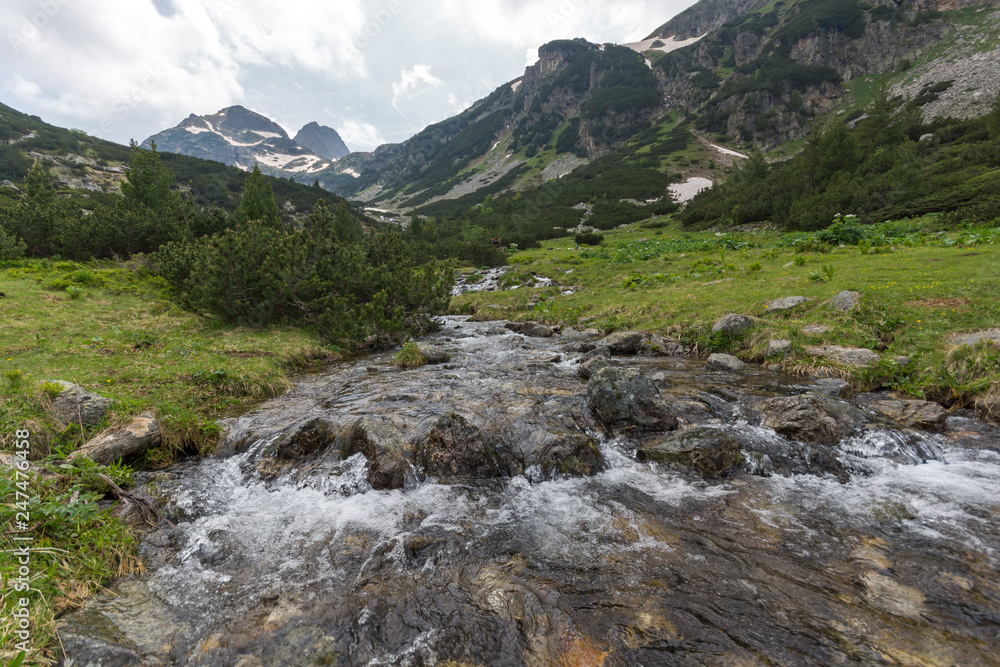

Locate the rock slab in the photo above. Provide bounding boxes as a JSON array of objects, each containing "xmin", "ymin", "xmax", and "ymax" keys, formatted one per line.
[
  {"xmin": 867, "ymin": 399, "xmax": 948, "ymax": 432},
  {"xmin": 805, "ymin": 345, "xmax": 881, "ymax": 367}
]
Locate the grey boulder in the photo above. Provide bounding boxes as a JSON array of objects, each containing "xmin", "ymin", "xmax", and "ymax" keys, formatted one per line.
[
  {"xmin": 587, "ymin": 367, "xmax": 678, "ymax": 434},
  {"xmin": 51, "ymin": 381, "xmax": 112, "ymax": 427}
]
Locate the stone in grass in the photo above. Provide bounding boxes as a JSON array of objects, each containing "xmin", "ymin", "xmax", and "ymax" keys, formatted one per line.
[
  {"xmin": 637, "ymin": 427, "xmax": 742, "ymax": 479},
  {"xmin": 766, "ymin": 340, "xmax": 792, "ymax": 358},
  {"xmin": 802, "ymin": 325, "xmax": 830, "ymax": 335},
  {"xmin": 766, "ymin": 296, "xmax": 811, "ymax": 313},
  {"xmin": 950, "ymin": 329, "xmax": 1000, "ymax": 348},
  {"xmin": 706, "ymin": 353, "xmax": 746, "ymax": 372},
  {"xmin": 711, "ymin": 314, "xmax": 754, "ymax": 336},
  {"xmin": 71, "ymin": 413, "xmax": 161, "ymax": 466},
  {"xmin": 828, "ymin": 291, "xmax": 862, "ymax": 312},
  {"xmin": 50, "ymin": 381, "xmax": 113, "ymax": 427}
]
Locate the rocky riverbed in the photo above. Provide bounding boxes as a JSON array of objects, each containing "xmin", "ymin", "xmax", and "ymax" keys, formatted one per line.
[{"xmin": 58, "ymin": 317, "xmax": 1000, "ymax": 666}]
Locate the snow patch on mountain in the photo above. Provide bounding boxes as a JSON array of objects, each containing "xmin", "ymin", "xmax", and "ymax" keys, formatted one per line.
[{"xmin": 624, "ymin": 34, "xmax": 707, "ymax": 55}]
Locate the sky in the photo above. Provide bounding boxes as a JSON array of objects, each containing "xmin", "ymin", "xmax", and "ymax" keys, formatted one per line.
[{"xmin": 2, "ymin": 0, "xmax": 697, "ymax": 153}]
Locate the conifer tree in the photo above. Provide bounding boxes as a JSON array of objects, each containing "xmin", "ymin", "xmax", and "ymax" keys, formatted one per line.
[
  {"xmin": 120, "ymin": 140, "xmax": 178, "ymax": 213},
  {"xmin": 235, "ymin": 164, "xmax": 282, "ymax": 228}
]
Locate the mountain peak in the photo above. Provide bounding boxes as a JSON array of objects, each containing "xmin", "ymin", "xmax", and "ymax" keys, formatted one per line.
[
  {"xmin": 293, "ymin": 122, "xmax": 349, "ymax": 160},
  {"xmin": 143, "ymin": 106, "xmax": 332, "ymax": 179}
]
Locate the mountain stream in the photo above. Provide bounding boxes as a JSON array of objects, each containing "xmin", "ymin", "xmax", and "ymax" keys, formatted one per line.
[{"xmin": 59, "ymin": 317, "xmax": 1000, "ymax": 666}]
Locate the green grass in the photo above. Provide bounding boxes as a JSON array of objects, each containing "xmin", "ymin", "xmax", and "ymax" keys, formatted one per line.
[
  {"xmin": 0, "ymin": 258, "xmax": 335, "ymax": 455},
  {"xmin": 0, "ymin": 257, "xmax": 338, "ymax": 664},
  {"xmin": 455, "ymin": 216, "xmax": 1000, "ymax": 407},
  {"xmin": 391, "ymin": 341, "xmax": 428, "ymax": 369}
]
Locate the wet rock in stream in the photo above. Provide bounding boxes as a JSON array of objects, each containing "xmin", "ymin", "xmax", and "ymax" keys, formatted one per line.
[
  {"xmin": 587, "ymin": 366, "xmax": 679, "ymax": 434},
  {"xmin": 637, "ymin": 426, "xmax": 743, "ymax": 478},
  {"xmin": 412, "ymin": 412, "xmax": 508, "ymax": 481}
]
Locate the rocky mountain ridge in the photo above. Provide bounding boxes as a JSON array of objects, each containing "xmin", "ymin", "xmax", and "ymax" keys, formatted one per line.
[
  {"xmin": 304, "ymin": 0, "xmax": 1000, "ymax": 213},
  {"xmin": 142, "ymin": 106, "xmax": 348, "ymax": 179}
]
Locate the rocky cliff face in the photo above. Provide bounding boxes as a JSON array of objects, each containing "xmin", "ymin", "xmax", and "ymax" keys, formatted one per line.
[
  {"xmin": 317, "ymin": 0, "xmax": 1000, "ymax": 203},
  {"xmin": 315, "ymin": 38, "xmax": 665, "ymax": 201},
  {"xmin": 647, "ymin": 0, "xmax": 771, "ymax": 39},
  {"xmin": 143, "ymin": 107, "xmax": 337, "ymax": 179}
]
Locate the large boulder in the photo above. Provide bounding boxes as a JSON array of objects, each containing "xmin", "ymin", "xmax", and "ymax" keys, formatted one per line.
[
  {"xmin": 598, "ymin": 331, "xmax": 648, "ymax": 355},
  {"xmin": 412, "ymin": 413, "xmax": 507, "ymax": 481},
  {"xmin": 71, "ymin": 414, "xmax": 161, "ymax": 466},
  {"xmin": 813, "ymin": 378, "xmax": 854, "ymax": 398},
  {"xmin": 706, "ymin": 353, "xmax": 746, "ymax": 372},
  {"xmin": 637, "ymin": 427, "xmax": 743, "ymax": 478},
  {"xmin": 828, "ymin": 291, "xmax": 862, "ymax": 312},
  {"xmin": 759, "ymin": 393, "xmax": 843, "ymax": 447},
  {"xmin": 766, "ymin": 297, "xmax": 810, "ymax": 313},
  {"xmin": 766, "ymin": 340, "xmax": 792, "ymax": 359},
  {"xmin": 50, "ymin": 381, "xmax": 112, "ymax": 427},
  {"xmin": 505, "ymin": 321, "xmax": 553, "ymax": 338},
  {"xmin": 337, "ymin": 418, "xmax": 416, "ymax": 491},
  {"xmin": 520, "ymin": 322, "xmax": 554, "ymax": 338},
  {"xmin": 559, "ymin": 327, "xmax": 601, "ymax": 342},
  {"xmin": 587, "ymin": 367, "xmax": 678, "ymax": 434},
  {"xmin": 711, "ymin": 314, "xmax": 754, "ymax": 336}
]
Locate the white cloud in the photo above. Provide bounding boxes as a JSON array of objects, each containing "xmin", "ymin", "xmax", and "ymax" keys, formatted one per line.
[
  {"xmin": 0, "ymin": 0, "xmax": 698, "ymax": 150},
  {"xmin": 392, "ymin": 64, "xmax": 443, "ymax": 109},
  {"xmin": 338, "ymin": 119, "xmax": 386, "ymax": 153},
  {"xmin": 6, "ymin": 75, "xmax": 42, "ymax": 101}
]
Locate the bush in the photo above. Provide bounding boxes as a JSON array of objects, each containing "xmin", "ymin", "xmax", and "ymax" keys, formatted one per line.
[
  {"xmin": 159, "ymin": 203, "xmax": 454, "ymax": 351},
  {"xmin": 0, "ymin": 223, "xmax": 25, "ymax": 260},
  {"xmin": 816, "ymin": 214, "xmax": 865, "ymax": 245},
  {"xmin": 575, "ymin": 232, "xmax": 604, "ymax": 246}
]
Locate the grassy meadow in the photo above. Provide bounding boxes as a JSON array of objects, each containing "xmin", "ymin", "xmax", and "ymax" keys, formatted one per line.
[{"xmin": 452, "ymin": 215, "xmax": 1000, "ymax": 409}]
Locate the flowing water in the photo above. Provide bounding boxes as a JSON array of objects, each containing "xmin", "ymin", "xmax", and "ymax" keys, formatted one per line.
[{"xmin": 60, "ymin": 318, "xmax": 1000, "ymax": 666}]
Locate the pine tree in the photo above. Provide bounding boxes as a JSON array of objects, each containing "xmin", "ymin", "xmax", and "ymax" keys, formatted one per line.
[
  {"xmin": 234, "ymin": 164, "xmax": 282, "ymax": 228},
  {"xmin": 120, "ymin": 140, "xmax": 178, "ymax": 213}
]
